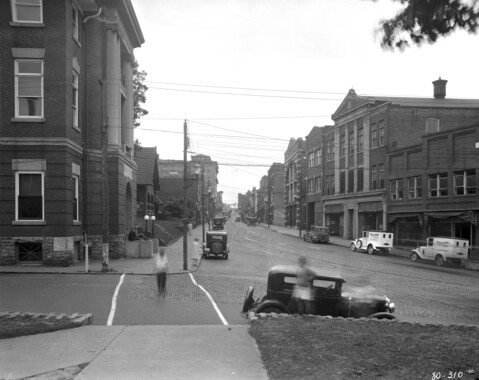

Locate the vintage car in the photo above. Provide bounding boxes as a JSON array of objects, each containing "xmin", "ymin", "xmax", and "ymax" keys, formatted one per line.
[
  {"xmin": 303, "ymin": 226, "xmax": 329, "ymax": 244},
  {"xmin": 235, "ymin": 216, "xmax": 241, "ymax": 222},
  {"xmin": 411, "ymin": 236, "xmax": 469, "ymax": 266},
  {"xmin": 204, "ymin": 230, "xmax": 229, "ymax": 259},
  {"xmin": 212, "ymin": 217, "xmax": 225, "ymax": 230},
  {"xmin": 242, "ymin": 265, "xmax": 396, "ymax": 319},
  {"xmin": 350, "ymin": 231, "xmax": 394, "ymax": 255}
]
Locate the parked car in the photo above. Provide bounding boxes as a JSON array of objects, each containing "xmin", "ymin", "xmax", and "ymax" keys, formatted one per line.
[
  {"xmin": 410, "ymin": 237, "xmax": 469, "ymax": 266},
  {"xmin": 204, "ymin": 231, "xmax": 229, "ymax": 259},
  {"xmin": 303, "ymin": 226, "xmax": 329, "ymax": 244},
  {"xmin": 350, "ymin": 231, "xmax": 394, "ymax": 255},
  {"xmin": 242, "ymin": 265, "xmax": 396, "ymax": 319},
  {"xmin": 235, "ymin": 216, "xmax": 241, "ymax": 222}
]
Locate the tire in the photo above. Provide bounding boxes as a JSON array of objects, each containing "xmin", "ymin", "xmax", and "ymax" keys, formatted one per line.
[
  {"xmin": 259, "ymin": 306, "xmax": 283, "ymax": 314},
  {"xmin": 211, "ymin": 242, "xmax": 223, "ymax": 254},
  {"xmin": 319, "ymin": 235, "xmax": 327, "ymax": 243},
  {"xmin": 356, "ymin": 240, "xmax": 362, "ymax": 249},
  {"xmin": 411, "ymin": 252, "xmax": 419, "ymax": 262},
  {"xmin": 435, "ymin": 255, "xmax": 444, "ymax": 267},
  {"xmin": 367, "ymin": 245, "xmax": 374, "ymax": 255},
  {"xmin": 384, "ymin": 248, "xmax": 390, "ymax": 255},
  {"xmin": 350, "ymin": 243, "xmax": 357, "ymax": 252}
]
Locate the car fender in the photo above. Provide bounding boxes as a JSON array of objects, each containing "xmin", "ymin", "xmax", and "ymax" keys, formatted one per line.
[
  {"xmin": 367, "ymin": 312, "xmax": 397, "ymax": 320},
  {"xmin": 255, "ymin": 299, "xmax": 289, "ymax": 314},
  {"xmin": 411, "ymin": 248, "xmax": 425, "ymax": 260}
]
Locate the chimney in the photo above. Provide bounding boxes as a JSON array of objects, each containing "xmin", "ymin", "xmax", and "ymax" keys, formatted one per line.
[{"xmin": 433, "ymin": 77, "xmax": 447, "ymax": 99}]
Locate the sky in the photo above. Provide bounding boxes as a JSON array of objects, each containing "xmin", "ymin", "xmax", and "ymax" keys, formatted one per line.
[{"xmin": 131, "ymin": 0, "xmax": 479, "ymax": 205}]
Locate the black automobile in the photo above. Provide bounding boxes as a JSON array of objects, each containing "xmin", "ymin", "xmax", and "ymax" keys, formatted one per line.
[
  {"xmin": 303, "ymin": 226, "xmax": 330, "ymax": 244},
  {"xmin": 242, "ymin": 265, "xmax": 396, "ymax": 319},
  {"xmin": 212, "ymin": 217, "xmax": 224, "ymax": 230},
  {"xmin": 204, "ymin": 231, "xmax": 229, "ymax": 259}
]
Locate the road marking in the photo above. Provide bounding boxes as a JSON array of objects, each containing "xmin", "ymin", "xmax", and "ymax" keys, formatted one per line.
[
  {"xmin": 107, "ymin": 273, "xmax": 125, "ymax": 326},
  {"xmin": 189, "ymin": 273, "xmax": 229, "ymax": 326}
]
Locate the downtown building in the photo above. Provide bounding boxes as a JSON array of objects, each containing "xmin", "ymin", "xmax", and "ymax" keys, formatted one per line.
[
  {"xmin": 0, "ymin": 0, "xmax": 144, "ymax": 265},
  {"xmin": 302, "ymin": 79, "xmax": 479, "ymax": 249}
]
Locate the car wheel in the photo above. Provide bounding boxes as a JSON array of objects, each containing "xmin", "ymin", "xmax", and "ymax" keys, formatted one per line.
[
  {"xmin": 211, "ymin": 242, "xmax": 223, "ymax": 254},
  {"xmin": 411, "ymin": 252, "xmax": 419, "ymax": 262},
  {"xmin": 260, "ymin": 306, "xmax": 283, "ymax": 314},
  {"xmin": 356, "ymin": 240, "xmax": 362, "ymax": 249},
  {"xmin": 350, "ymin": 243, "xmax": 357, "ymax": 252},
  {"xmin": 319, "ymin": 235, "xmax": 327, "ymax": 243},
  {"xmin": 384, "ymin": 248, "xmax": 390, "ymax": 255},
  {"xmin": 367, "ymin": 245, "xmax": 374, "ymax": 255},
  {"xmin": 224, "ymin": 254, "xmax": 228, "ymax": 260},
  {"xmin": 435, "ymin": 255, "xmax": 444, "ymax": 266}
]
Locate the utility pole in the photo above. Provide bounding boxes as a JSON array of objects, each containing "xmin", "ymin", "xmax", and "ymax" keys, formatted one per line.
[{"xmin": 182, "ymin": 120, "xmax": 188, "ymax": 270}]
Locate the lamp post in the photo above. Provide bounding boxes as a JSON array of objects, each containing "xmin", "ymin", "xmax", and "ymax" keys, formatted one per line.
[
  {"xmin": 144, "ymin": 212, "xmax": 156, "ymax": 238},
  {"xmin": 207, "ymin": 185, "xmax": 212, "ymax": 230},
  {"xmin": 144, "ymin": 213, "xmax": 149, "ymax": 236}
]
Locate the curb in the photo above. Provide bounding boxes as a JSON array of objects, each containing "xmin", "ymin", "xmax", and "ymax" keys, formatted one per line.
[
  {"xmin": 247, "ymin": 311, "xmax": 479, "ymax": 329},
  {"xmin": 0, "ymin": 311, "xmax": 93, "ymax": 326}
]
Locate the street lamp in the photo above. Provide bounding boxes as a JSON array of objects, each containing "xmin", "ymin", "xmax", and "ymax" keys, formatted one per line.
[
  {"xmin": 144, "ymin": 214, "xmax": 149, "ymax": 236},
  {"xmin": 207, "ymin": 185, "xmax": 212, "ymax": 230},
  {"xmin": 144, "ymin": 212, "xmax": 156, "ymax": 238}
]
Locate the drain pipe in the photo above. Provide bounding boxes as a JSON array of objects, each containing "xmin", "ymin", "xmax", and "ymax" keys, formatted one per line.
[{"xmin": 83, "ymin": 1, "xmax": 102, "ymax": 25}]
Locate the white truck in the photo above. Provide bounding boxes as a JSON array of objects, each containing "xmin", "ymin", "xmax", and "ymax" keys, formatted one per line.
[
  {"xmin": 410, "ymin": 237, "xmax": 469, "ymax": 266},
  {"xmin": 350, "ymin": 231, "xmax": 394, "ymax": 255}
]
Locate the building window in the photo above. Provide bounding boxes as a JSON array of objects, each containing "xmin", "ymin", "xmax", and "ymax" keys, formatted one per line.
[
  {"xmin": 454, "ymin": 169, "xmax": 476, "ymax": 196},
  {"xmin": 316, "ymin": 176, "xmax": 321, "ymax": 193},
  {"xmin": 378, "ymin": 120, "xmax": 385, "ymax": 146},
  {"xmin": 428, "ymin": 173, "xmax": 448, "ymax": 197},
  {"xmin": 11, "ymin": 0, "xmax": 43, "ymax": 23},
  {"xmin": 348, "ymin": 130, "xmax": 354, "ymax": 155},
  {"xmin": 72, "ymin": 5, "xmax": 79, "ymax": 41},
  {"xmin": 340, "ymin": 133, "xmax": 346, "ymax": 158},
  {"xmin": 326, "ymin": 140, "xmax": 334, "ymax": 161},
  {"xmin": 16, "ymin": 172, "xmax": 44, "ymax": 221},
  {"xmin": 371, "ymin": 165, "xmax": 378, "ymax": 190},
  {"xmin": 390, "ymin": 179, "xmax": 403, "ymax": 200},
  {"xmin": 315, "ymin": 148, "xmax": 321, "ymax": 165},
  {"xmin": 407, "ymin": 176, "xmax": 422, "ymax": 199},
  {"xmin": 426, "ymin": 118, "xmax": 440, "ymax": 134},
  {"xmin": 348, "ymin": 169, "xmax": 354, "ymax": 193},
  {"xmin": 371, "ymin": 123, "xmax": 378, "ymax": 148},
  {"xmin": 15, "ymin": 59, "xmax": 43, "ymax": 118},
  {"xmin": 379, "ymin": 164, "xmax": 385, "ymax": 188},
  {"xmin": 308, "ymin": 152, "xmax": 314, "ymax": 168},
  {"xmin": 72, "ymin": 175, "xmax": 79, "ymax": 221},
  {"xmin": 339, "ymin": 171, "xmax": 345, "ymax": 194},
  {"xmin": 357, "ymin": 127, "xmax": 363, "ymax": 153},
  {"xmin": 72, "ymin": 71, "xmax": 79, "ymax": 128},
  {"xmin": 357, "ymin": 167, "xmax": 363, "ymax": 191}
]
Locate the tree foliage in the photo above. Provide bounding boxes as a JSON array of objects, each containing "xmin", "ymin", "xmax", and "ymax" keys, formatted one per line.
[
  {"xmin": 133, "ymin": 58, "xmax": 149, "ymax": 128},
  {"xmin": 376, "ymin": 0, "xmax": 479, "ymax": 49}
]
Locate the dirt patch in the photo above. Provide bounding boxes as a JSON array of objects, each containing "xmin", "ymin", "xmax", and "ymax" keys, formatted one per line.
[
  {"xmin": 0, "ymin": 314, "xmax": 83, "ymax": 339},
  {"xmin": 249, "ymin": 316, "xmax": 479, "ymax": 380}
]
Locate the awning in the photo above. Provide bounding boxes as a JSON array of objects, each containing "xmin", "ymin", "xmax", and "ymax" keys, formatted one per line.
[
  {"xmin": 387, "ymin": 213, "xmax": 420, "ymax": 224},
  {"xmin": 424, "ymin": 211, "xmax": 477, "ymax": 226}
]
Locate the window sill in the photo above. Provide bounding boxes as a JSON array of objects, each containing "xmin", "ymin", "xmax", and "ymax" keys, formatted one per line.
[
  {"xmin": 12, "ymin": 220, "xmax": 46, "ymax": 225},
  {"xmin": 73, "ymin": 221, "xmax": 81, "ymax": 226},
  {"xmin": 9, "ymin": 21, "xmax": 45, "ymax": 27},
  {"xmin": 11, "ymin": 117, "xmax": 46, "ymax": 123}
]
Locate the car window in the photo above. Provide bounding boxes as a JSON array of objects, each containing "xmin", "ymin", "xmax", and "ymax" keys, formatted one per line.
[
  {"xmin": 284, "ymin": 276, "xmax": 297, "ymax": 284},
  {"xmin": 312, "ymin": 279, "xmax": 336, "ymax": 290}
]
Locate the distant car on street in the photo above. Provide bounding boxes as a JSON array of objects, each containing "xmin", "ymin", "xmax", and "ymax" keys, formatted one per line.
[
  {"xmin": 303, "ymin": 226, "xmax": 329, "ymax": 244},
  {"xmin": 410, "ymin": 236, "xmax": 469, "ymax": 266},
  {"xmin": 242, "ymin": 265, "xmax": 396, "ymax": 319},
  {"xmin": 350, "ymin": 231, "xmax": 393, "ymax": 255},
  {"xmin": 235, "ymin": 216, "xmax": 241, "ymax": 222},
  {"xmin": 204, "ymin": 231, "xmax": 229, "ymax": 259}
]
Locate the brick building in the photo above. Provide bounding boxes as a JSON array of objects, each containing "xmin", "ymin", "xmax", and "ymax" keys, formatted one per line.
[
  {"xmin": 387, "ymin": 123, "xmax": 478, "ymax": 250},
  {"xmin": 0, "ymin": 0, "xmax": 144, "ymax": 265},
  {"xmin": 323, "ymin": 79, "xmax": 479, "ymax": 240},
  {"xmin": 267, "ymin": 162, "xmax": 285, "ymax": 226},
  {"xmin": 284, "ymin": 138, "xmax": 306, "ymax": 229}
]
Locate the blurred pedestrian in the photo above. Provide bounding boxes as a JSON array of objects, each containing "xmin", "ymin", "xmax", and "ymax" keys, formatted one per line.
[
  {"xmin": 155, "ymin": 246, "xmax": 169, "ymax": 295},
  {"xmin": 192, "ymin": 237, "xmax": 202, "ymax": 267},
  {"xmin": 291, "ymin": 255, "xmax": 315, "ymax": 314}
]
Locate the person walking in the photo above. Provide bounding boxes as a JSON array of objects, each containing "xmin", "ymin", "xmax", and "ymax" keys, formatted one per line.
[
  {"xmin": 192, "ymin": 237, "xmax": 202, "ymax": 267},
  {"xmin": 155, "ymin": 246, "xmax": 169, "ymax": 295},
  {"xmin": 291, "ymin": 255, "xmax": 315, "ymax": 314}
]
